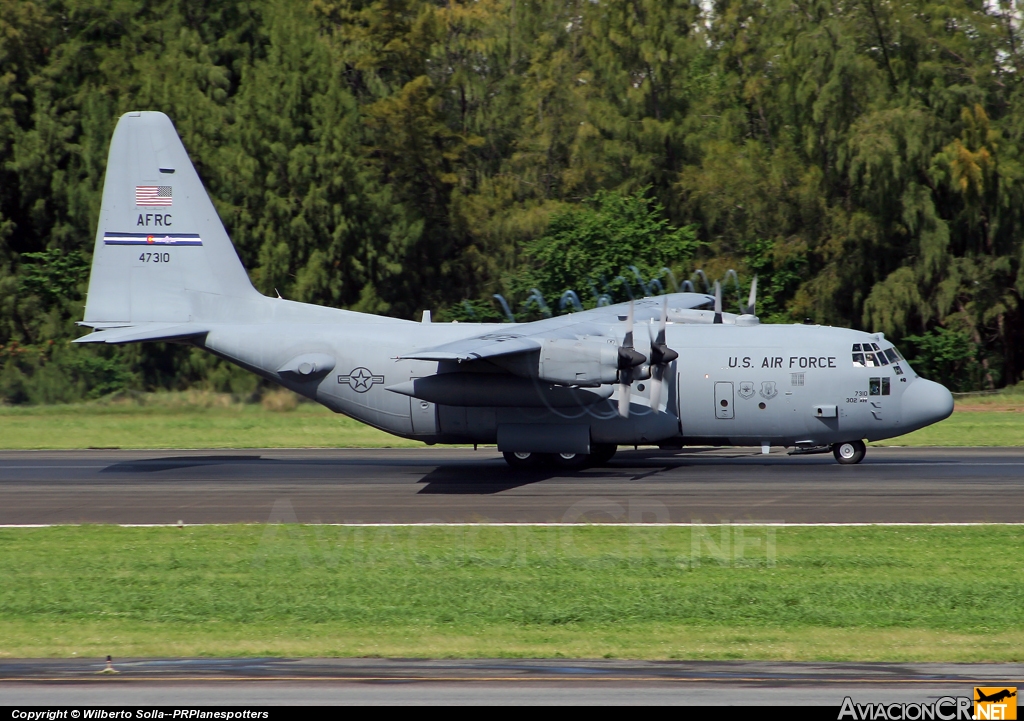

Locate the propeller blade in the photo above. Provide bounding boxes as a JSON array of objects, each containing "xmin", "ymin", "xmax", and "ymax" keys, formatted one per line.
[
  {"xmin": 617, "ymin": 300, "xmax": 645, "ymax": 370},
  {"xmin": 656, "ymin": 295, "xmax": 668, "ymax": 346},
  {"xmin": 713, "ymin": 281, "xmax": 723, "ymax": 324},
  {"xmin": 618, "ymin": 380, "xmax": 631, "ymax": 417},
  {"xmin": 617, "ymin": 301, "xmax": 639, "ymax": 418},
  {"xmin": 623, "ymin": 300, "xmax": 634, "ymax": 348},
  {"xmin": 647, "ymin": 295, "xmax": 676, "ymax": 413},
  {"xmin": 649, "ymin": 364, "xmax": 664, "ymax": 411},
  {"xmin": 744, "ymin": 276, "xmax": 758, "ymax": 316}
]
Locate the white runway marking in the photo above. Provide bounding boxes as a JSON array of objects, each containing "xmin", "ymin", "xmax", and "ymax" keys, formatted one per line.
[{"xmin": 2, "ymin": 522, "xmax": 1023, "ymax": 528}]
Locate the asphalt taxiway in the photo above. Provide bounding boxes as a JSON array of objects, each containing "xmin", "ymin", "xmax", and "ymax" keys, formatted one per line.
[
  {"xmin": 0, "ymin": 447, "xmax": 1022, "ymax": 524},
  {"xmin": 1, "ymin": 659, "xmax": 1021, "ymax": 705},
  {"xmin": 2, "ymin": 448, "xmax": 1021, "ymax": 706}
]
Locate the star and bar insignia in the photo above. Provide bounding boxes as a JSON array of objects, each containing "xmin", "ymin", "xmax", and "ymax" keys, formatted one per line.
[{"xmin": 337, "ymin": 367, "xmax": 385, "ymax": 393}]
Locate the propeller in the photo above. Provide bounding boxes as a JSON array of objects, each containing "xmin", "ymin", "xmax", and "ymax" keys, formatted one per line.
[
  {"xmin": 616, "ymin": 301, "xmax": 647, "ymax": 418},
  {"xmin": 713, "ymin": 281, "xmax": 723, "ymax": 324},
  {"xmin": 648, "ymin": 295, "xmax": 679, "ymax": 411},
  {"xmin": 741, "ymin": 275, "xmax": 758, "ymax": 316}
]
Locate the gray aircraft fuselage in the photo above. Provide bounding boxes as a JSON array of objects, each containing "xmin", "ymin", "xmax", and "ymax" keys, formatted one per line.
[
  {"xmin": 197, "ymin": 304, "xmax": 948, "ymax": 449},
  {"xmin": 77, "ymin": 111, "xmax": 955, "ymax": 459}
]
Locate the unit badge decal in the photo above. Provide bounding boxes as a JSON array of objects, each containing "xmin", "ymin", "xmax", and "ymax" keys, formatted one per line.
[
  {"xmin": 738, "ymin": 381, "xmax": 755, "ymax": 400},
  {"xmin": 759, "ymin": 381, "xmax": 778, "ymax": 400}
]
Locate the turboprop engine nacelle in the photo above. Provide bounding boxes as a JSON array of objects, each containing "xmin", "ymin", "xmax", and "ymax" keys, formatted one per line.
[{"xmin": 536, "ymin": 338, "xmax": 621, "ymax": 386}]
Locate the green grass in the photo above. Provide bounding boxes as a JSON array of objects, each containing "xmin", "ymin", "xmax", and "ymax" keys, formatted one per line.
[
  {"xmin": 0, "ymin": 391, "xmax": 421, "ymax": 449},
  {"xmin": 0, "ymin": 390, "xmax": 1021, "ymax": 449},
  {"xmin": 2, "ymin": 525, "xmax": 1023, "ymax": 660},
  {"xmin": 872, "ymin": 409, "xmax": 1024, "ymax": 447}
]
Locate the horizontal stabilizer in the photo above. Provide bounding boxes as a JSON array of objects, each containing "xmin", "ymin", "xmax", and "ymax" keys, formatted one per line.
[{"xmin": 74, "ymin": 324, "xmax": 209, "ymax": 345}]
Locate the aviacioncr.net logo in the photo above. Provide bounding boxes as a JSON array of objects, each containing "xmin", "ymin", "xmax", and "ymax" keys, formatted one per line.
[
  {"xmin": 974, "ymin": 688, "xmax": 1017, "ymax": 720},
  {"xmin": 839, "ymin": 696, "xmax": 973, "ymax": 721}
]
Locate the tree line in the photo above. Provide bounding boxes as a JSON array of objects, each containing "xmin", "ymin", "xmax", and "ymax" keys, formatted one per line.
[{"xmin": 1, "ymin": 0, "xmax": 1021, "ymax": 401}]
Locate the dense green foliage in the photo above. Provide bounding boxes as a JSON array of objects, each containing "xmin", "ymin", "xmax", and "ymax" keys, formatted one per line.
[{"xmin": 2, "ymin": 0, "xmax": 1022, "ymax": 401}]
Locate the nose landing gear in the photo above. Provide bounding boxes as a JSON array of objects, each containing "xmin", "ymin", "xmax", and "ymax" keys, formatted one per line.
[{"xmin": 832, "ymin": 440, "xmax": 866, "ymax": 465}]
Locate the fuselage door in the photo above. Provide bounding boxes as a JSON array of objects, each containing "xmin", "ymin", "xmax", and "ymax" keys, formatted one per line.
[{"xmin": 715, "ymin": 381, "xmax": 734, "ymax": 419}]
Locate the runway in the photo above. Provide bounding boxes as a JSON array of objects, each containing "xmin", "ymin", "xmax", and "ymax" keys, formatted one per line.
[
  {"xmin": 1, "ymin": 658, "xmax": 1021, "ymax": 705},
  {"xmin": 1, "ymin": 447, "xmax": 1022, "ymax": 524}
]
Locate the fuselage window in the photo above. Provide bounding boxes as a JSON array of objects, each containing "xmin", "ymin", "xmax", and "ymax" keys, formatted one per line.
[
  {"xmin": 870, "ymin": 378, "xmax": 881, "ymax": 395},
  {"xmin": 882, "ymin": 377, "xmax": 891, "ymax": 395},
  {"xmin": 852, "ymin": 352, "xmax": 865, "ymax": 367}
]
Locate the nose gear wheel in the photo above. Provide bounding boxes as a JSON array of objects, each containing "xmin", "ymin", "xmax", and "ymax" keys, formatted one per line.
[{"xmin": 833, "ymin": 440, "xmax": 866, "ymax": 465}]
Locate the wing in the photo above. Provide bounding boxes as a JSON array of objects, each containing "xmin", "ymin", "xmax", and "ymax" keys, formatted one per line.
[
  {"xmin": 398, "ymin": 332, "xmax": 541, "ymax": 362},
  {"xmin": 400, "ymin": 292, "xmax": 715, "ymax": 362}
]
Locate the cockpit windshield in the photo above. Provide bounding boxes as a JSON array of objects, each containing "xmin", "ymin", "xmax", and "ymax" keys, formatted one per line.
[{"xmin": 852, "ymin": 342, "xmax": 905, "ymax": 368}]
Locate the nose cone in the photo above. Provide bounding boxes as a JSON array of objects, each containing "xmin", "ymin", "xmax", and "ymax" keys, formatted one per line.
[{"xmin": 901, "ymin": 378, "xmax": 954, "ymax": 431}]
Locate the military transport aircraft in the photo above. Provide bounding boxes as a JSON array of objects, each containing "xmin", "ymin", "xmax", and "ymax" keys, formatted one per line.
[{"xmin": 76, "ymin": 112, "xmax": 954, "ymax": 468}]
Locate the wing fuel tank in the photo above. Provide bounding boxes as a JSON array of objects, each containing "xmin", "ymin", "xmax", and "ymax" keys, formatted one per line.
[{"xmin": 386, "ymin": 374, "xmax": 614, "ymax": 407}]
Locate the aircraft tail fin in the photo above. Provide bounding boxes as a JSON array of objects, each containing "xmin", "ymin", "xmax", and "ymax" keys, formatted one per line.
[{"xmin": 83, "ymin": 112, "xmax": 260, "ymax": 327}]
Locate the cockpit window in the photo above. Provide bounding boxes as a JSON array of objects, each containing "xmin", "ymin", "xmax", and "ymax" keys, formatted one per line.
[{"xmin": 854, "ymin": 342, "xmax": 907, "ymax": 368}]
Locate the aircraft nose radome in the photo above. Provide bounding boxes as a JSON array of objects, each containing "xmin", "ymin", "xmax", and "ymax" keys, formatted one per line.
[{"xmin": 901, "ymin": 378, "xmax": 954, "ymax": 431}]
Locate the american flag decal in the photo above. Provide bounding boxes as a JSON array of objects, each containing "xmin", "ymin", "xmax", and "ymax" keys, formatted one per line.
[{"xmin": 136, "ymin": 186, "xmax": 173, "ymax": 206}]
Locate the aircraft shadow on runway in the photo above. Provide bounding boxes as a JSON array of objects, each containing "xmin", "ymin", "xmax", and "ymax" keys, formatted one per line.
[
  {"xmin": 96, "ymin": 448, "xmax": 834, "ymax": 487},
  {"xmin": 100, "ymin": 455, "xmax": 274, "ymax": 473},
  {"xmin": 415, "ymin": 458, "xmax": 696, "ymax": 493},
  {"xmin": 415, "ymin": 465, "xmax": 600, "ymax": 494},
  {"xmin": 414, "ymin": 447, "xmax": 849, "ymax": 493}
]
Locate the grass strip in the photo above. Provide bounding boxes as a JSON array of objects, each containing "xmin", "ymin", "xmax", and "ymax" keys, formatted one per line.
[
  {"xmin": 0, "ymin": 394, "xmax": 419, "ymax": 449},
  {"xmin": 0, "ymin": 391, "xmax": 1021, "ymax": 449},
  {"xmin": 1, "ymin": 525, "xmax": 1022, "ymax": 660}
]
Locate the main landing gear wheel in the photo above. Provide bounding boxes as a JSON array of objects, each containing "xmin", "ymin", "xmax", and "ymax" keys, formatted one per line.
[
  {"xmin": 832, "ymin": 440, "xmax": 866, "ymax": 465},
  {"xmin": 546, "ymin": 452, "xmax": 592, "ymax": 470},
  {"xmin": 503, "ymin": 451, "xmax": 539, "ymax": 469}
]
